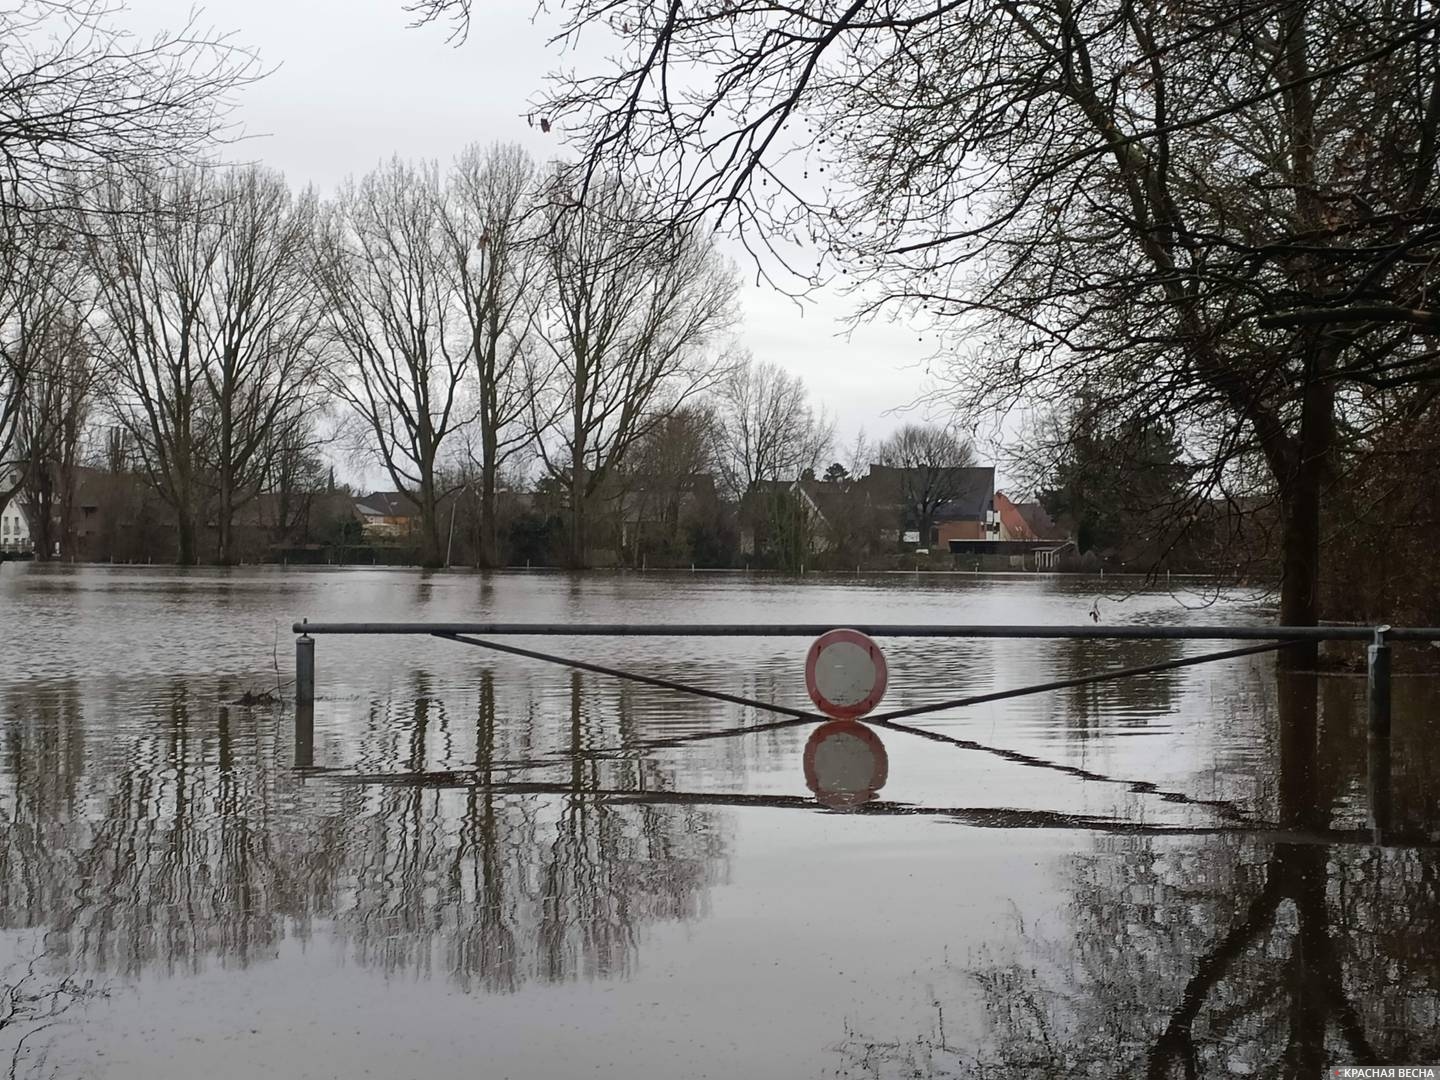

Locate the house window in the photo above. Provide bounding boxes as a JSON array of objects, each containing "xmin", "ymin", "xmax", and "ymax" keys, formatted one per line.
[{"xmin": 930, "ymin": 526, "xmax": 939, "ymax": 546}]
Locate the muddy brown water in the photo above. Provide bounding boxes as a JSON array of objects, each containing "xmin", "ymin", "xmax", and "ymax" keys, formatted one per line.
[{"xmin": 1, "ymin": 565, "xmax": 1437, "ymax": 1078}]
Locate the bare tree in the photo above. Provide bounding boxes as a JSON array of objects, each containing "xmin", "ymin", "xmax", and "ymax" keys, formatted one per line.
[
  {"xmin": 0, "ymin": 217, "xmax": 83, "ymax": 508},
  {"xmin": 98, "ymin": 424, "xmax": 131, "ymax": 474},
  {"xmin": 87, "ymin": 169, "xmax": 218, "ymax": 564},
  {"xmin": 530, "ymin": 172, "xmax": 738, "ymax": 567},
  {"xmin": 0, "ymin": 2, "xmax": 257, "ymax": 219},
  {"xmin": 87, "ymin": 167, "xmax": 326, "ymax": 564},
  {"xmin": 17, "ymin": 311, "xmax": 95, "ymax": 559},
  {"xmin": 844, "ymin": 429, "xmax": 873, "ymax": 480},
  {"xmin": 0, "ymin": 346, "xmax": 20, "ymax": 504},
  {"xmin": 0, "ymin": 0, "xmax": 253, "ymax": 521},
  {"xmin": 714, "ymin": 354, "xmax": 834, "ymax": 498},
  {"xmin": 319, "ymin": 158, "xmax": 467, "ymax": 568},
  {"xmin": 620, "ymin": 403, "xmax": 719, "ymax": 565},
  {"xmin": 440, "ymin": 143, "xmax": 541, "ymax": 568},
  {"xmin": 260, "ymin": 404, "xmax": 330, "ymax": 548},
  {"xmin": 199, "ymin": 166, "xmax": 325, "ymax": 564},
  {"xmin": 876, "ymin": 424, "xmax": 977, "ymax": 545}
]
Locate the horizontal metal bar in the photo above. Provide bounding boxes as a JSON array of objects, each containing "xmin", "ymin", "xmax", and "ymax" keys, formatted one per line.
[{"xmin": 292, "ymin": 621, "xmax": 1440, "ymax": 642}]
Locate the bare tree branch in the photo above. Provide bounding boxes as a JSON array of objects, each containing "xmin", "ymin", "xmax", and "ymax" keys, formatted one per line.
[
  {"xmin": 530, "ymin": 168, "xmax": 739, "ymax": 566},
  {"xmin": 317, "ymin": 158, "xmax": 469, "ymax": 568}
]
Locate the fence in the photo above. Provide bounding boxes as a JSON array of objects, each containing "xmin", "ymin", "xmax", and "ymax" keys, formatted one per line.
[{"xmin": 291, "ymin": 620, "xmax": 1436, "ymax": 843}]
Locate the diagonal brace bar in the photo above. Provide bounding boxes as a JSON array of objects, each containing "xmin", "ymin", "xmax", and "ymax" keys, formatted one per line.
[
  {"xmin": 865, "ymin": 639, "xmax": 1298, "ymax": 724},
  {"xmin": 435, "ymin": 632, "xmax": 820, "ymax": 721}
]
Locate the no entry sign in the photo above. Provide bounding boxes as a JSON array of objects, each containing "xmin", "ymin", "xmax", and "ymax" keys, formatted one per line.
[
  {"xmin": 805, "ymin": 628, "xmax": 888, "ymax": 719},
  {"xmin": 803, "ymin": 719, "xmax": 889, "ymax": 809}
]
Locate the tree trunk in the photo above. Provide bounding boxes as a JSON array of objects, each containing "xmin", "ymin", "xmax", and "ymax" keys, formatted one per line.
[
  {"xmin": 176, "ymin": 508, "xmax": 198, "ymax": 565},
  {"xmin": 58, "ymin": 451, "xmax": 78, "ymax": 561},
  {"xmin": 1276, "ymin": 360, "xmax": 1335, "ymax": 671},
  {"xmin": 215, "ymin": 412, "xmax": 235, "ymax": 565},
  {"xmin": 479, "ymin": 446, "xmax": 500, "ymax": 569},
  {"xmin": 1277, "ymin": 487, "xmax": 1321, "ymax": 665},
  {"xmin": 58, "ymin": 487, "xmax": 75, "ymax": 560},
  {"xmin": 1270, "ymin": 358, "xmax": 1334, "ymax": 838},
  {"xmin": 567, "ymin": 399, "xmax": 590, "ymax": 570},
  {"xmin": 276, "ymin": 479, "xmax": 292, "ymax": 548},
  {"xmin": 30, "ymin": 470, "xmax": 55, "ymax": 560},
  {"xmin": 569, "ymin": 462, "xmax": 589, "ymax": 569},
  {"xmin": 418, "ymin": 480, "xmax": 443, "ymax": 568},
  {"xmin": 217, "ymin": 476, "xmax": 235, "ymax": 566}
]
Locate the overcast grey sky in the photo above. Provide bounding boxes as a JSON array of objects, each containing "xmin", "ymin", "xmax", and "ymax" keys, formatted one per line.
[{"xmin": 142, "ymin": 0, "xmax": 958, "ymax": 472}]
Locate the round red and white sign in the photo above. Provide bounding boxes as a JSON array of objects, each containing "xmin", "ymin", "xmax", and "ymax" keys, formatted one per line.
[
  {"xmin": 803, "ymin": 720, "xmax": 889, "ymax": 809},
  {"xmin": 805, "ymin": 628, "xmax": 888, "ymax": 719}
]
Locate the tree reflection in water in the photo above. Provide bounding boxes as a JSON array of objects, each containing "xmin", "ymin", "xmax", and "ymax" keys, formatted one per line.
[
  {"xmin": 956, "ymin": 839, "xmax": 1440, "ymax": 1078},
  {"xmin": 0, "ymin": 668, "xmax": 730, "ymax": 994},
  {"xmin": 838, "ymin": 672, "xmax": 1440, "ymax": 1078},
  {"xmin": 840, "ymin": 673, "xmax": 1440, "ymax": 1077},
  {"xmin": 1052, "ymin": 636, "xmax": 1186, "ymax": 735}
]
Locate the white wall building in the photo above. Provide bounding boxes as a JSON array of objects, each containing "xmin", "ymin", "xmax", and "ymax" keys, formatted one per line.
[{"xmin": 0, "ymin": 493, "xmax": 31, "ymax": 553}]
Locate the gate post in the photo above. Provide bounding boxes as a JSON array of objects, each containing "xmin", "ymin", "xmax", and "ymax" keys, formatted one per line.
[
  {"xmin": 1367, "ymin": 625, "xmax": 1392, "ymax": 843},
  {"xmin": 296, "ymin": 630, "xmax": 315, "ymax": 769},
  {"xmin": 297, "ymin": 631, "xmax": 315, "ymax": 707}
]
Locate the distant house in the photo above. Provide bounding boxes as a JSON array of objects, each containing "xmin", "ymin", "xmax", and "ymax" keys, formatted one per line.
[
  {"xmin": 994, "ymin": 491, "xmax": 1037, "ymax": 540},
  {"xmin": 617, "ymin": 472, "xmax": 716, "ymax": 527},
  {"xmin": 793, "ymin": 479, "xmax": 855, "ymax": 551},
  {"xmin": 220, "ymin": 489, "xmax": 360, "ymax": 559},
  {"xmin": 1017, "ymin": 500, "xmax": 1068, "ymax": 543},
  {"xmin": 13, "ymin": 465, "xmax": 159, "ymax": 561},
  {"xmin": 739, "ymin": 479, "xmax": 795, "ymax": 556},
  {"xmin": 68, "ymin": 466, "xmax": 191, "ymax": 563},
  {"xmin": 616, "ymin": 473, "xmax": 718, "ymax": 555},
  {"xmin": 354, "ymin": 492, "xmax": 420, "ymax": 540},
  {"xmin": 737, "ymin": 476, "xmax": 888, "ymax": 561},
  {"xmin": 932, "ymin": 468, "xmax": 997, "ymax": 545},
  {"xmin": 995, "ymin": 491, "xmax": 1068, "ymax": 542},
  {"xmin": 992, "ymin": 491, "xmax": 1074, "ymax": 569},
  {"xmin": 70, "ymin": 468, "xmax": 105, "ymax": 555},
  {"xmin": 864, "ymin": 464, "xmax": 996, "ymax": 547},
  {"xmin": 0, "ymin": 485, "xmax": 31, "ymax": 555},
  {"xmin": 737, "ymin": 478, "xmax": 840, "ymax": 557}
]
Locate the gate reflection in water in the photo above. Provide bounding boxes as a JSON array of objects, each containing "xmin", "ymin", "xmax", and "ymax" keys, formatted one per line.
[{"xmin": 1, "ymin": 566, "xmax": 1439, "ymax": 1079}]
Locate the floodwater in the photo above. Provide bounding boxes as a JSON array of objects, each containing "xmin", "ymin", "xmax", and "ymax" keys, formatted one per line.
[{"xmin": 0, "ymin": 565, "xmax": 1437, "ymax": 1079}]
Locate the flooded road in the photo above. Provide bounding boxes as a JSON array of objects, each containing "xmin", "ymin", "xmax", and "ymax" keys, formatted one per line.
[{"xmin": 1, "ymin": 566, "xmax": 1437, "ymax": 1078}]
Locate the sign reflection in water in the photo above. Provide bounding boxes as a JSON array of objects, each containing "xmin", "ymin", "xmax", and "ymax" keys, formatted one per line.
[{"xmin": 802, "ymin": 720, "xmax": 889, "ymax": 809}]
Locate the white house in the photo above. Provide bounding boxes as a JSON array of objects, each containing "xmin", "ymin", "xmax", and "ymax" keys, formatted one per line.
[{"xmin": 0, "ymin": 492, "xmax": 31, "ymax": 554}]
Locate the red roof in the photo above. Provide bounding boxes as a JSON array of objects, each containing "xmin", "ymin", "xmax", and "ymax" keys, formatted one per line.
[{"xmin": 994, "ymin": 491, "xmax": 1037, "ymax": 539}]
